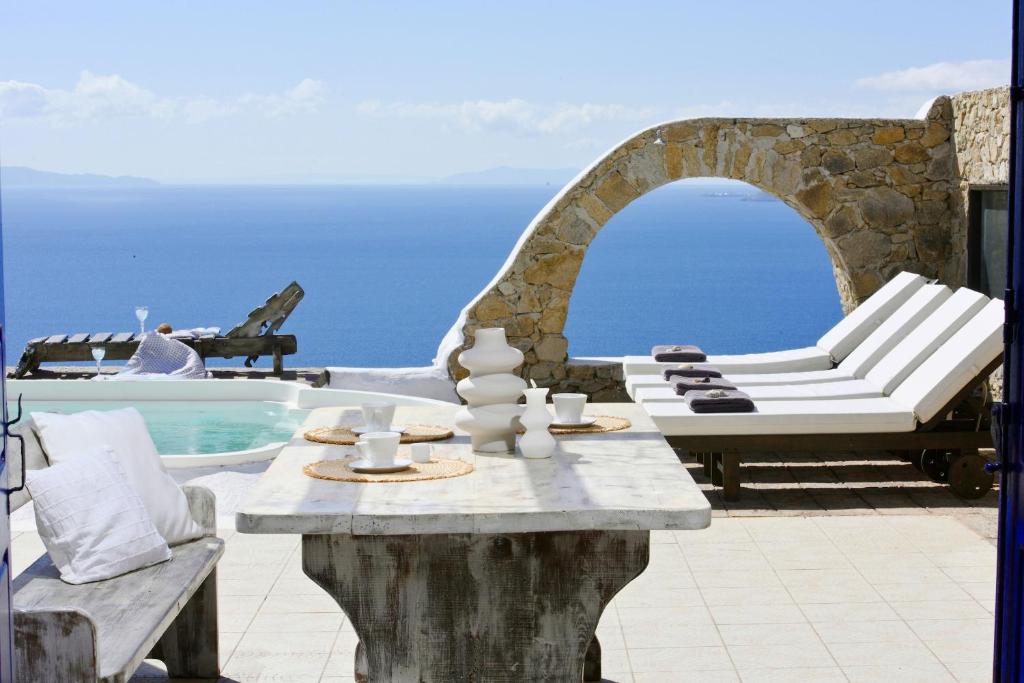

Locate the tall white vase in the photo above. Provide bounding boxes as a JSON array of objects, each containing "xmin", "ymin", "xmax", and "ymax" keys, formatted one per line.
[
  {"xmin": 454, "ymin": 328, "xmax": 526, "ymax": 453},
  {"xmin": 519, "ymin": 387, "xmax": 556, "ymax": 459}
]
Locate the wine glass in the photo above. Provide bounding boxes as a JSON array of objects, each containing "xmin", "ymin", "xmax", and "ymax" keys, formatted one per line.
[
  {"xmin": 91, "ymin": 345, "xmax": 106, "ymax": 376},
  {"xmin": 135, "ymin": 305, "xmax": 149, "ymax": 334}
]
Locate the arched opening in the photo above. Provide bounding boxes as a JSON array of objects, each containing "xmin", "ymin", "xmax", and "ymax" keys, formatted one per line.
[{"xmin": 563, "ymin": 178, "xmax": 843, "ymax": 357}]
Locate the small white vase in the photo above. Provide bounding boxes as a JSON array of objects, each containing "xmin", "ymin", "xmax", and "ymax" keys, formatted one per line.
[
  {"xmin": 455, "ymin": 328, "xmax": 526, "ymax": 453},
  {"xmin": 519, "ymin": 387, "xmax": 556, "ymax": 459}
]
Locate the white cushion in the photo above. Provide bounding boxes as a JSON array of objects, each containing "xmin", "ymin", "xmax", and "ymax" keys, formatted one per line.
[
  {"xmin": 865, "ymin": 288, "xmax": 989, "ymax": 395},
  {"xmin": 26, "ymin": 447, "xmax": 171, "ymax": 584},
  {"xmin": 837, "ymin": 284, "xmax": 952, "ymax": 378},
  {"xmin": 725, "ymin": 368, "xmax": 854, "ymax": 386},
  {"xmin": 815, "ymin": 271, "xmax": 927, "ymax": 361},
  {"xmin": 634, "ymin": 379, "xmax": 881, "ymax": 403},
  {"xmin": 7, "ymin": 417, "xmax": 49, "ymax": 512},
  {"xmin": 621, "ymin": 347, "xmax": 832, "ymax": 377},
  {"xmin": 32, "ymin": 408, "xmax": 203, "ymax": 545},
  {"xmin": 644, "ymin": 397, "xmax": 916, "ymax": 437},
  {"xmin": 890, "ymin": 299, "xmax": 1005, "ymax": 423}
]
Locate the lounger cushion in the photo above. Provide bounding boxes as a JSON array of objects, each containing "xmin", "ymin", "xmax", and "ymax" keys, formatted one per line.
[
  {"xmin": 815, "ymin": 271, "xmax": 927, "ymax": 362},
  {"xmin": 645, "ymin": 397, "xmax": 916, "ymax": 436},
  {"xmin": 837, "ymin": 284, "xmax": 952, "ymax": 378},
  {"xmin": 635, "ymin": 379, "xmax": 881, "ymax": 403},
  {"xmin": 865, "ymin": 288, "xmax": 989, "ymax": 395},
  {"xmin": 890, "ymin": 299, "xmax": 1004, "ymax": 423},
  {"xmin": 621, "ymin": 346, "xmax": 832, "ymax": 377},
  {"xmin": 725, "ymin": 368, "xmax": 854, "ymax": 386}
]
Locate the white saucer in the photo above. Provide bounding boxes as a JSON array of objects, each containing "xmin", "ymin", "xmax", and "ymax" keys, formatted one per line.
[
  {"xmin": 550, "ymin": 416, "xmax": 598, "ymax": 428},
  {"xmin": 349, "ymin": 458, "xmax": 413, "ymax": 474},
  {"xmin": 351, "ymin": 425, "xmax": 407, "ymax": 436}
]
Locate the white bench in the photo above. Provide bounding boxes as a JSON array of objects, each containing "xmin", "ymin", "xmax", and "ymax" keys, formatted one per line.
[{"xmin": 7, "ymin": 422, "xmax": 224, "ymax": 682}]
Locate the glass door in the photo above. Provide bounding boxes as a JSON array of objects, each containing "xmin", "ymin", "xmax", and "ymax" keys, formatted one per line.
[{"xmin": 0, "ymin": 188, "xmax": 14, "ymax": 681}]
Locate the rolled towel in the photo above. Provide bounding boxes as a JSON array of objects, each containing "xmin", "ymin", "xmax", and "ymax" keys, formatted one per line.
[
  {"xmin": 663, "ymin": 365, "xmax": 723, "ymax": 380},
  {"xmin": 685, "ymin": 389, "xmax": 756, "ymax": 413},
  {"xmin": 672, "ymin": 377, "xmax": 738, "ymax": 396},
  {"xmin": 652, "ymin": 344, "xmax": 707, "ymax": 362}
]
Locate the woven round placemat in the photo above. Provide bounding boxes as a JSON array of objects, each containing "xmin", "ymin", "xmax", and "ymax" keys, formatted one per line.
[
  {"xmin": 304, "ymin": 424, "xmax": 455, "ymax": 446},
  {"xmin": 548, "ymin": 415, "xmax": 632, "ymax": 435},
  {"xmin": 303, "ymin": 457, "xmax": 473, "ymax": 483}
]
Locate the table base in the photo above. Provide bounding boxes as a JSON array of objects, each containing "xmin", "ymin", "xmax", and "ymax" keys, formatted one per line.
[{"xmin": 303, "ymin": 529, "xmax": 650, "ymax": 682}]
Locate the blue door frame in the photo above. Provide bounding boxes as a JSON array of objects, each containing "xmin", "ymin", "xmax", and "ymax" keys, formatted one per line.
[{"xmin": 995, "ymin": 1, "xmax": 1024, "ymax": 679}]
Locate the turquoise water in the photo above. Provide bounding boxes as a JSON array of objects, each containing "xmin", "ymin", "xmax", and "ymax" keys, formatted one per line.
[{"xmin": 12, "ymin": 401, "xmax": 309, "ymax": 455}]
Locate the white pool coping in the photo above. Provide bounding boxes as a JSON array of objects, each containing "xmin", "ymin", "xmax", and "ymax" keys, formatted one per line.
[{"xmin": 7, "ymin": 378, "xmax": 452, "ymax": 468}]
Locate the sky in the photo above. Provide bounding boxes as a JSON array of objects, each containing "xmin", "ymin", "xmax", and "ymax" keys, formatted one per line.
[{"xmin": 0, "ymin": 1, "xmax": 1014, "ymax": 183}]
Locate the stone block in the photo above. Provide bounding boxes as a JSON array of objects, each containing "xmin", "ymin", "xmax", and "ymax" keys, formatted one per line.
[
  {"xmin": 826, "ymin": 129, "xmax": 859, "ymax": 145},
  {"xmin": 577, "ymin": 191, "xmax": 613, "ymax": 226},
  {"xmin": 795, "ymin": 182, "xmax": 833, "ymax": 219},
  {"xmin": 534, "ymin": 335, "xmax": 568, "ymax": 363},
  {"xmin": 822, "ymin": 150, "xmax": 854, "ymax": 174},
  {"xmin": 475, "ymin": 296, "xmax": 513, "ymax": 322},
  {"xmin": 854, "ymin": 147, "xmax": 893, "ymax": 170},
  {"xmin": 871, "ymin": 126, "xmax": 905, "ymax": 145},
  {"xmin": 859, "ymin": 187, "xmax": 915, "ymax": 230},
  {"xmin": 751, "ymin": 123, "xmax": 785, "ymax": 137},
  {"xmin": 593, "ymin": 171, "xmax": 640, "ymax": 212},
  {"xmin": 840, "ymin": 230, "xmax": 892, "ymax": 270},
  {"xmin": 523, "ymin": 251, "xmax": 584, "ymax": 291},
  {"xmin": 893, "ymin": 142, "xmax": 931, "ymax": 164}
]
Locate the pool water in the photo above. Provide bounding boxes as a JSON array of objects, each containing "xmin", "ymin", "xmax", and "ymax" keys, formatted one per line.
[{"xmin": 13, "ymin": 401, "xmax": 309, "ymax": 455}]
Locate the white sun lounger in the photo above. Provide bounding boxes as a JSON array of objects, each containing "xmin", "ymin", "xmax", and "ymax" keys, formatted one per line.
[
  {"xmin": 626, "ymin": 285, "xmax": 987, "ymax": 399},
  {"xmin": 631, "ymin": 285, "xmax": 985, "ymax": 402},
  {"xmin": 621, "ymin": 271, "xmax": 928, "ymax": 376},
  {"xmin": 644, "ymin": 299, "xmax": 1004, "ymax": 499}
]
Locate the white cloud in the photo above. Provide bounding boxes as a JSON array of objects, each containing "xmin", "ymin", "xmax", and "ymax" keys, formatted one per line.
[
  {"xmin": 239, "ymin": 78, "xmax": 326, "ymax": 118},
  {"xmin": 356, "ymin": 98, "xmax": 657, "ymax": 135},
  {"xmin": 855, "ymin": 59, "xmax": 1009, "ymax": 92},
  {"xmin": 0, "ymin": 72, "xmax": 326, "ymax": 123}
]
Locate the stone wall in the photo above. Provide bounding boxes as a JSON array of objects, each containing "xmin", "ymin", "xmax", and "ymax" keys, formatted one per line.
[
  {"xmin": 949, "ymin": 87, "xmax": 1011, "ymax": 398},
  {"xmin": 443, "ymin": 89, "xmax": 1008, "ymax": 399}
]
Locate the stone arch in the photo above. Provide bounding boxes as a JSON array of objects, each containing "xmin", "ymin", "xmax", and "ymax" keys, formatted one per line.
[{"xmin": 445, "ymin": 101, "xmax": 957, "ymax": 389}]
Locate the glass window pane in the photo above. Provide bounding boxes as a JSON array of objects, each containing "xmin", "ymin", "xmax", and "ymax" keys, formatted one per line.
[{"xmin": 979, "ymin": 190, "xmax": 1008, "ymax": 299}]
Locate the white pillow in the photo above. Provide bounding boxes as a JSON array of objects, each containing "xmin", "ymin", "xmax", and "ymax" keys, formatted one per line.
[
  {"xmin": 32, "ymin": 408, "xmax": 203, "ymax": 545},
  {"xmin": 26, "ymin": 447, "xmax": 171, "ymax": 584}
]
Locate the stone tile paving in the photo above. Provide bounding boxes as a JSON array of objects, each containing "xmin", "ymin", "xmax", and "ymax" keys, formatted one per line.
[{"xmin": 9, "ymin": 509, "xmax": 997, "ymax": 683}]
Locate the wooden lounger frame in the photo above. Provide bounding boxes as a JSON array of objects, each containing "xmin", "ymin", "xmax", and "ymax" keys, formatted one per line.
[
  {"xmin": 664, "ymin": 355, "xmax": 1003, "ymax": 500},
  {"xmin": 12, "ymin": 282, "xmax": 303, "ymax": 378}
]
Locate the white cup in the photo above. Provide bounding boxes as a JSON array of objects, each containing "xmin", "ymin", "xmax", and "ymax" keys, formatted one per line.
[
  {"xmin": 410, "ymin": 443, "xmax": 432, "ymax": 464},
  {"xmin": 356, "ymin": 431, "xmax": 401, "ymax": 467},
  {"xmin": 361, "ymin": 401, "xmax": 396, "ymax": 432},
  {"xmin": 552, "ymin": 393, "xmax": 587, "ymax": 424}
]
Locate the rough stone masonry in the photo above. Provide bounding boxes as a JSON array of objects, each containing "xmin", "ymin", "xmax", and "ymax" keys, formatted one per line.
[{"xmin": 446, "ymin": 87, "xmax": 1010, "ymax": 399}]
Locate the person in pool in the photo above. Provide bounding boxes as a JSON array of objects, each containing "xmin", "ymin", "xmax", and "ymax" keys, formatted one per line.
[{"xmin": 156, "ymin": 323, "xmax": 173, "ymax": 334}]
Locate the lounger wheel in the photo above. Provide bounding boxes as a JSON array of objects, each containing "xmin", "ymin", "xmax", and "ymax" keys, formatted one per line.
[
  {"xmin": 948, "ymin": 452, "xmax": 994, "ymax": 499},
  {"xmin": 917, "ymin": 449, "xmax": 955, "ymax": 483}
]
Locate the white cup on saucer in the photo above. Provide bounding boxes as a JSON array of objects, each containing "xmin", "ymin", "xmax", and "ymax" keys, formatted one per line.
[
  {"xmin": 356, "ymin": 431, "xmax": 401, "ymax": 467},
  {"xmin": 552, "ymin": 393, "xmax": 587, "ymax": 424},
  {"xmin": 361, "ymin": 402, "xmax": 396, "ymax": 432}
]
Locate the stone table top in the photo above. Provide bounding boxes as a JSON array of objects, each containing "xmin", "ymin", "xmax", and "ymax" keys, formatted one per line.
[{"xmin": 235, "ymin": 402, "xmax": 711, "ymax": 536}]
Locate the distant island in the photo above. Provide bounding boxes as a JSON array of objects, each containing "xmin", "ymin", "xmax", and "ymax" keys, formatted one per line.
[
  {"xmin": 440, "ymin": 166, "xmax": 578, "ymax": 187},
  {"xmin": 1, "ymin": 166, "xmax": 160, "ymax": 188}
]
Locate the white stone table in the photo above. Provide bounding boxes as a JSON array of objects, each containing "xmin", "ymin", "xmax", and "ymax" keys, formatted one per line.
[{"xmin": 236, "ymin": 402, "xmax": 710, "ymax": 682}]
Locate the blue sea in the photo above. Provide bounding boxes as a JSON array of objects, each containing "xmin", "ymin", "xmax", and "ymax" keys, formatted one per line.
[{"xmin": 0, "ymin": 183, "xmax": 842, "ymax": 369}]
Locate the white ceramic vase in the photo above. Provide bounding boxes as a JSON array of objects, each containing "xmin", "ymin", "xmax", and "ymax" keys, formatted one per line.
[
  {"xmin": 454, "ymin": 328, "xmax": 527, "ymax": 453},
  {"xmin": 519, "ymin": 387, "xmax": 555, "ymax": 459}
]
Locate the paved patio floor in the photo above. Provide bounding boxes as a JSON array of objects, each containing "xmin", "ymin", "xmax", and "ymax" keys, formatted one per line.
[{"xmin": 10, "ymin": 512, "xmax": 996, "ymax": 683}]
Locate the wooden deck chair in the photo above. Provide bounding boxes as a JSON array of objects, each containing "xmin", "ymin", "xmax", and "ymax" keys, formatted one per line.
[
  {"xmin": 12, "ymin": 282, "xmax": 303, "ymax": 378},
  {"xmin": 644, "ymin": 299, "xmax": 1005, "ymax": 500}
]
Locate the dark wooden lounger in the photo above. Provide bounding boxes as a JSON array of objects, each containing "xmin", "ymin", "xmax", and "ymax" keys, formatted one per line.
[
  {"xmin": 13, "ymin": 282, "xmax": 303, "ymax": 378},
  {"xmin": 666, "ymin": 356, "xmax": 1002, "ymax": 501}
]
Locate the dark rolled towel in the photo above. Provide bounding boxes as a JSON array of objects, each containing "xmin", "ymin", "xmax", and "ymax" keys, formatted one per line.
[
  {"xmin": 663, "ymin": 366, "xmax": 723, "ymax": 380},
  {"xmin": 672, "ymin": 377, "xmax": 738, "ymax": 396},
  {"xmin": 652, "ymin": 344, "xmax": 707, "ymax": 362},
  {"xmin": 685, "ymin": 389, "xmax": 756, "ymax": 413}
]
